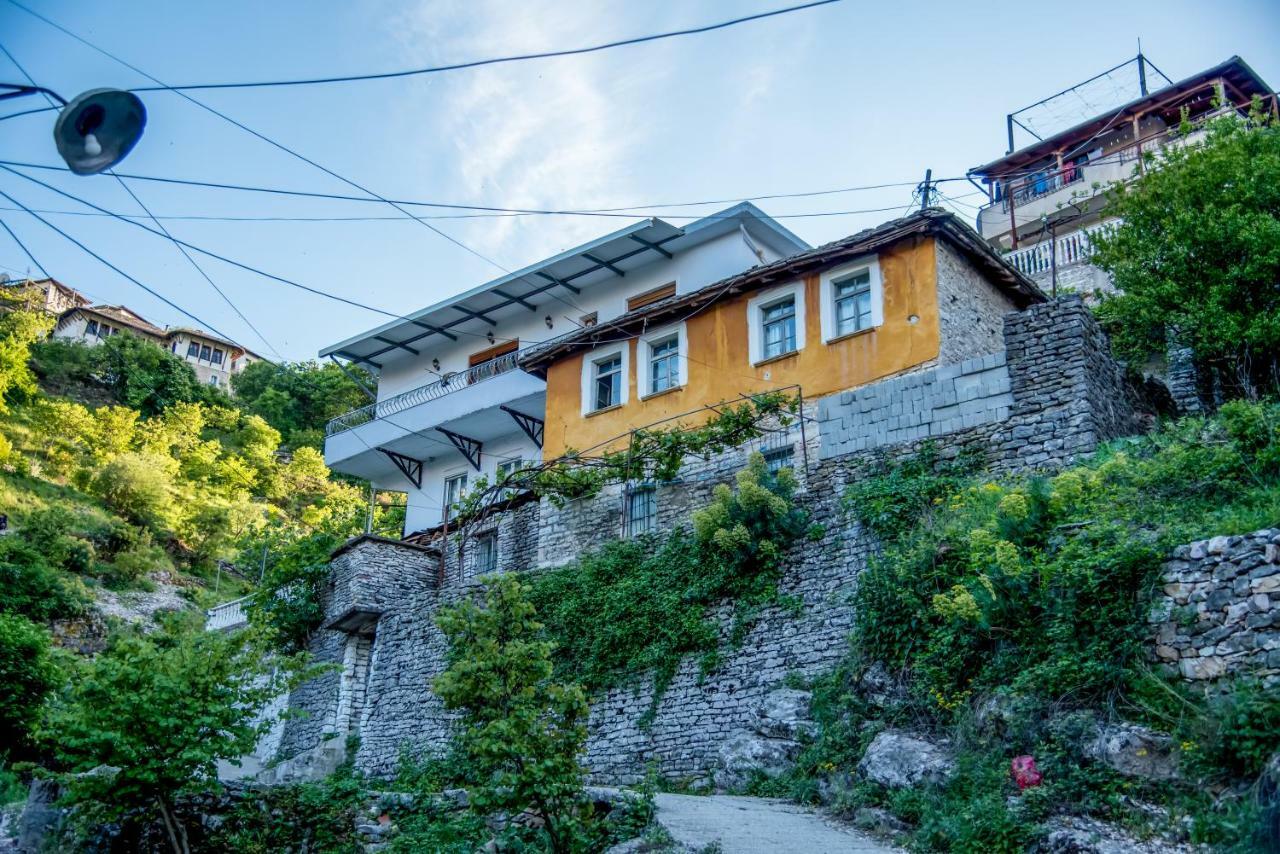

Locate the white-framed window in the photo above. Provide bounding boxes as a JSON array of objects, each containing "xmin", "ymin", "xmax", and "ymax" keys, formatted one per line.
[
  {"xmin": 208, "ymin": 375, "xmax": 219, "ymax": 387},
  {"xmin": 85, "ymin": 319, "xmax": 99, "ymax": 336},
  {"xmin": 820, "ymin": 256, "xmax": 883, "ymax": 342},
  {"xmin": 443, "ymin": 473, "xmax": 468, "ymax": 519},
  {"xmin": 625, "ymin": 484, "xmax": 656, "ymax": 537},
  {"xmin": 187, "ymin": 341, "xmax": 199, "ymax": 358},
  {"xmin": 475, "ymin": 532, "xmax": 498, "ymax": 575},
  {"xmin": 638, "ymin": 323, "xmax": 687, "ymax": 398},
  {"xmin": 496, "ymin": 458, "xmax": 523, "ymax": 500},
  {"xmin": 580, "ymin": 342, "xmax": 629, "ymax": 414},
  {"xmin": 199, "ymin": 344, "xmax": 212, "ymax": 361},
  {"xmin": 762, "ymin": 445, "xmax": 795, "ymax": 476},
  {"xmin": 747, "ymin": 282, "xmax": 806, "ymax": 365},
  {"xmin": 212, "ymin": 348, "xmax": 224, "ymax": 365}
]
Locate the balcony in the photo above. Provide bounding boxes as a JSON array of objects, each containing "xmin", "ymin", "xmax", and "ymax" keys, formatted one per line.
[
  {"xmin": 206, "ymin": 595, "xmax": 250, "ymax": 631},
  {"xmin": 327, "ymin": 350, "xmax": 521, "ymax": 437},
  {"xmin": 323, "ymin": 350, "xmax": 546, "ymax": 479},
  {"xmin": 1002, "ymin": 223, "xmax": 1112, "ymax": 278}
]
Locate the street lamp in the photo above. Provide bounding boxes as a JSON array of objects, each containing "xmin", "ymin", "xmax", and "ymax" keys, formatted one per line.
[{"xmin": 1, "ymin": 83, "xmax": 146, "ymax": 175}]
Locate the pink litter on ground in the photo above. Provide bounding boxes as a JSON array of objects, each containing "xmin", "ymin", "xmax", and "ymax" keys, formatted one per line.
[{"xmin": 1011, "ymin": 754, "xmax": 1043, "ymax": 789}]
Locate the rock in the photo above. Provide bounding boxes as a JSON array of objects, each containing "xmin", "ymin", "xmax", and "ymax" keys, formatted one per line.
[
  {"xmin": 1259, "ymin": 751, "xmax": 1280, "ymax": 848},
  {"xmin": 1083, "ymin": 722, "xmax": 1179, "ymax": 781},
  {"xmin": 857, "ymin": 730, "xmax": 955, "ymax": 789},
  {"xmin": 16, "ymin": 779, "xmax": 65, "ymax": 854},
  {"xmin": 716, "ymin": 732, "xmax": 800, "ymax": 791},
  {"xmin": 858, "ymin": 662, "xmax": 905, "ymax": 708},
  {"xmin": 754, "ymin": 689, "xmax": 816, "ymax": 740},
  {"xmin": 851, "ymin": 806, "xmax": 910, "ymax": 836},
  {"xmin": 1178, "ymin": 655, "xmax": 1226, "ymax": 680},
  {"xmin": 1033, "ymin": 814, "xmax": 1197, "ymax": 853}
]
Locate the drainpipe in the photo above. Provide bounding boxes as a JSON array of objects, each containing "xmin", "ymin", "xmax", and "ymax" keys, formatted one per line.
[{"xmin": 739, "ymin": 224, "xmax": 766, "ymax": 265}]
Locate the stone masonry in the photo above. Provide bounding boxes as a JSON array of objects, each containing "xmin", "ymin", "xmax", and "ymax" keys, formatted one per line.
[
  {"xmin": 275, "ymin": 297, "xmax": 1155, "ymax": 783},
  {"xmin": 1149, "ymin": 529, "xmax": 1280, "ymax": 685}
]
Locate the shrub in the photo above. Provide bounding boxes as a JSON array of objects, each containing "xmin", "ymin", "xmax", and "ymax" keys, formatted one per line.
[
  {"xmin": 0, "ymin": 537, "xmax": 88, "ymax": 621},
  {"xmin": 91, "ymin": 452, "xmax": 177, "ymax": 533},
  {"xmin": 0, "ymin": 612, "xmax": 61, "ymax": 759}
]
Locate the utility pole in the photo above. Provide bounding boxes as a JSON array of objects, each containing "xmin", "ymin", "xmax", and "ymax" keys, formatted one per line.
[{"xmin": 918, "ymin": 169, "xmax": 935, "ymax": 211}]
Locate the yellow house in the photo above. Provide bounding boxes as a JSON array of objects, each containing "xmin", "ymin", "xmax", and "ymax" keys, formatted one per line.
[{"xmin": 520, "ymin": 210, "xmax": 1043, "ymax": 458}]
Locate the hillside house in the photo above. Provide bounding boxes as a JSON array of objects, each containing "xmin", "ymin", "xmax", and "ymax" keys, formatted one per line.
[
  {"xmin": 320, "ymin": 206, "xmax": 1044, "ymax": 542},
  {"xmin": 52, "ymin": 303, "xmax": 262, "ymax": 391},
  {"xmin": 969, "ymin": 55, "xmax": 1275, "ymax": 295},
  {"xmin": 0, "ymin": 276, "xmax": 92, "ymax": 316}
]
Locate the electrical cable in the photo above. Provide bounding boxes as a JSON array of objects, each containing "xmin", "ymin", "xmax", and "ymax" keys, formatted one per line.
[
  {"xmin": 0, "ymin": 159, "xmax": 955, "ymax": 219},
  {"xmin": 83, "ymin": 0, "xmax": 843, "ymax": 93},
  {"xmin": 0, "ymin": 217, "xmax": 50, "ymax": 279}
]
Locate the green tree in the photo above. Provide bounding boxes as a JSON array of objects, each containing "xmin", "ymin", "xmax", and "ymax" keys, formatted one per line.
[
  {"xmin": 93, "ymin": 333, "xmax": 227, "ymax": 415},
  {"xmin": 0, "ymin": 300, "xmax": 51, "ymax": 413},
  {"xmin": 231, "ymin": 360, "xmax": 372, "ymax": 449},
  {"xmin": 1092, "ymin": 109, "xmax": 1280, "ymax": 398},
  {"xmin": 0, "ymin": 613, "xmax": 61, "ymax": 760},
  {"xmin": 434, "ymin": 574, "xmax": 591, "ymax": 854},
  {"xmin": 43, "ymin": 618, "xmax": 304, "ymax": 854}
]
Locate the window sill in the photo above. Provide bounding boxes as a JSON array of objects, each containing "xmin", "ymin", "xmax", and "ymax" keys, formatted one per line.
[
  {"xmin": 752, "ymin": 349, "xmax": 800, "ymax": 368},
  {"xmin": 640, "ymin": 385, "xmax": 683, "ymax": 401},
  {"xmin": 585, "ymin": 403, "xmax": 624, "ymax": 418},
  {"xmin": 824, "ymin": 326, "xmax": 878, "ymax": 345}
]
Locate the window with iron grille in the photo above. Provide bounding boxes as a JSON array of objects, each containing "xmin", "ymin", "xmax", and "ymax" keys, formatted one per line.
[
  {"xmin": 648, "ymin": 335, "xmax": 679, "ymax": 393},
  {"xmin": 476, "ymin": 532, "xmax": 498, "ymax": 575},
  {"xmin": 593, "ymin": 355, "xmax": 622, "ymax": 410},
  {"xmin": 833, "ymin": 269, "xmax": 873, "ymax": 337},
  {"xmin": 761, "ymin": 297, "xmax": 797, "ymax": 359},
  {"xmin": 762, "ymin": 445, "xmax": 795, "ymax": 476},
  {"xmin": 626, "ymin": 485, "xmax": 656, "ymax": 537}
]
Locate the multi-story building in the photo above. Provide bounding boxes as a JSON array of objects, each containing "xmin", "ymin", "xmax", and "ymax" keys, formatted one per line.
[
  {"xmin": 968, "ymin": 56, "xmax": 1274, "ymax": 296},
  {"xmin": 166, "ymin": 327, "xmax": 262, "ymax": 390},
  {"xmin": 52, "ymin": 303, "xmax": 261, "ymax": 391},
  {"xmin": 0, "ymin": 276, "xmax": 92, "ymax": 316},
  {"xmin": 320, "ymin": 203, "xmax": 811, "ymax": 536}
]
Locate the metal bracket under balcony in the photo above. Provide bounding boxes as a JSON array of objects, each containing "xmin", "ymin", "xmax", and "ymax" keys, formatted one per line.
[
  {"xmin": 500, "ymin": 405, "xmax": 544, "ymax": 448},
  {"xmin": 378, "ymin": 448, "xmax": 424, "ymax": 488},
  {"xmin": 436, "ymin": 427, "xmax": 483, "ymax": 471}
]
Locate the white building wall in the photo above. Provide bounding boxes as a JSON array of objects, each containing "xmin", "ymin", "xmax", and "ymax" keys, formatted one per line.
[{"xmin": 402, "ymin": 432, "xmax": 542, "ymax": 535}]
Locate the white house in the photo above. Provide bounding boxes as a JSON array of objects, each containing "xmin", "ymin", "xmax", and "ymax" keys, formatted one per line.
[{"xmin": 320, "ymin": 203, "xmax": 809, "ymax": 538}]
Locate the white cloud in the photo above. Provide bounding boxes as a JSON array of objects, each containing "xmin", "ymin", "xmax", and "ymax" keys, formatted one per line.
[{"xmin": 390, "ymin": 0, "xmax": 672, "ymax": 267}]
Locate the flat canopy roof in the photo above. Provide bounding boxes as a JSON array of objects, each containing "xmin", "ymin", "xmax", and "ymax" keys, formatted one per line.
[
  {"xmin": 319, "ymin": 202, "xmax": 808, "ymax": 371},
  {"xmin": 971, "ymin": 56, "xmax": 1274, "ymax": 178}
]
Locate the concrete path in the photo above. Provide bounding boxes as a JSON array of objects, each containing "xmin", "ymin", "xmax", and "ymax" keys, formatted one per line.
[{"xmin": 652, "ymin": 793, "xmax": 901, "ymax": 853}]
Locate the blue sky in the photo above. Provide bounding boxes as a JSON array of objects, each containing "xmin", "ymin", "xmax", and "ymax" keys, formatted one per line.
[{"xmin": 1, "ymin": 0, "xmax": 1276, "ymax": 361}]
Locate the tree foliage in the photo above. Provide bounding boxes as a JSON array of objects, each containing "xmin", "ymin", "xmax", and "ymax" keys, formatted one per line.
[
  {"xmin": 231, "ymin": 359, "xmax": 372, "ymax": 450},
  {"xmin": 43, "ymin": 617, "xmax": 307, "ymax": 854},
  {"xmin": 0, "ymin": 612, "xmax": 61, "ymax": 761},
  {"xmin": 1091, "ymin": 109, "xmax": 1280, "ymax": 397},
  {"xmin": 434, "ymin": 574, "xmax": 592, "ymax": 854},
  {"xmin": 0, "ymin": 301, "xmax": 51, "ymax": 413}
]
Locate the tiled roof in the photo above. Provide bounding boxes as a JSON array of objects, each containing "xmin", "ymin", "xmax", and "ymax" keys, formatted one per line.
[{"xmin": 74, "ymin": 304, "xmax": 167, "ymax": 338}]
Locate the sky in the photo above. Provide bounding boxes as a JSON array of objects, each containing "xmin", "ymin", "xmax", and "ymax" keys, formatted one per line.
[{"xmin": 0, "ymin": 0, "xmax": 1277, "ymax": 362}]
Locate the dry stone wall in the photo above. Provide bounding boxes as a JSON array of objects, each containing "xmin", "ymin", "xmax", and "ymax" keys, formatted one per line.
[
  {"xmin": 1149, "ymin": 528, "xmax": 1280, "ymax": 685},
  {"xmin": 276, "ymin": 297, "xmax": 1156, "ymax": 783}
]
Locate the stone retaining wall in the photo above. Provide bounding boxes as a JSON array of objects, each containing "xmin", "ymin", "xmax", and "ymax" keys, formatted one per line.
[{"xmin": 1149, "ymin": 528, "xmax": 1280, "ymax": 684}]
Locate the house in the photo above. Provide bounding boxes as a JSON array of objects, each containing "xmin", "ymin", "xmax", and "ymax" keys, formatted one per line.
[
  {"xmin": 165, "ymin": 327, "xmax": 262, "ymax": 390},
  {"xmin": 968, "ymin": 55, "xmax": 1275, "ymax": 295},
  {"xmin": 52, "ymin": 303, "xmax": 262, "ymax": 391},
  {"xmin": 0, "ymin": 276, "xmax": 92, "ymax": 316},
  {"xmin": 321, "ymin": 205, "xmax": 1045, "ymax": 540},
  {"xmin": 320, "ymin": 203, "xmax": 811, "ymax": 536},
  {"xmin": 53, "ymin": 304, "xmax": 167, "ymax": 344}
]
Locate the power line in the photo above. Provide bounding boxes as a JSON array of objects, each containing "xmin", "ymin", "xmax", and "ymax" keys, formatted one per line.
[
  {"xmin": 91, "ymin": 0, "xmax": 842, "ymax": 93},
  {"xmin": 0, "ymin": 159, "xmax": 946, "ymax": 218},
  {"xmin": 0, "ymin": 185, "xmax": 246, "ymax": 347},
  {"xmin": 0, "ymin": 217, "xmax": 50, "ymax": 279}
]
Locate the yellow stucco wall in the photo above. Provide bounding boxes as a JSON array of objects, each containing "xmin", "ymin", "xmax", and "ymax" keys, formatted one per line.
[{"xmin": 542, "ymin": 236, "xmax": 941, "ymax": 458}]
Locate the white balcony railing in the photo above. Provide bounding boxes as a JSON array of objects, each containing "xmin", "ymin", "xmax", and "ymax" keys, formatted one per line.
[
  {"xmin": 206, "ymin": 596, "xmax": 250, "ymax": 631},
  {"xmin": 1003, "ymin": 223, "xmax": 1113, "ymax": 278},
  {"xmin": 326, "ymin": 350, "xmax": 520, "ymax": 437}
]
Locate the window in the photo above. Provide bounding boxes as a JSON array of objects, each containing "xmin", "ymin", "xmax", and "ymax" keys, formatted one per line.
[
  {"xmin": 199, "ymin": 344, "xmax": 212, "ymax": 361},
  {"xmin": 627, "ymin": 282, "xmax": 676, "ymax": 311},
  {"xmin": 85, "ymin": 319, "xmax": 98, "ymax": 336},
  {"xmin": 761, "ymin": 298, "xmax": 797, "ymax": 359},
  {"xmin": 211, "ymin": 348, "xmax": 224, "ymax": 365},
  {"xmin": 593, "ymin": 355, "xmax": 622, "ymax": 411},
  {"xmin": 762, "ymin": 445, "xmax": 795, "ymax": 476},
  {"xmin": 648, "ymin": 335, "xmax": 679, "ymax": 394},
  {"xmin": 626, "ymin": 485, "xmax": 656, "ymax": 537},
  {"xmin": 475, "ymin": 533, "xmax": 498, "ymax": 574},
  {"xmin": 833, "ymin": 270, "xmax": 873, "ymax": 337},
  {"xmin": 187, "ymin": 341, "xmax": 200, "ymax": 358},
  {"xmin": 208, "ymin": 375, "xmax": 219, "ymax": 387},
  {"xmin": 496, "ymin": 458, "xmax": 523, "ymax": 500},
  {"xmin": 443, "ymin": 474, "xmax": 468, "ymax": 519},
  {"xmin": 468, "ymin": 339, "xmax": 517, "ymax": 368},
  {"xmin": 820, "ymin": 257, "xmax": 882, "ymax": 343}
]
